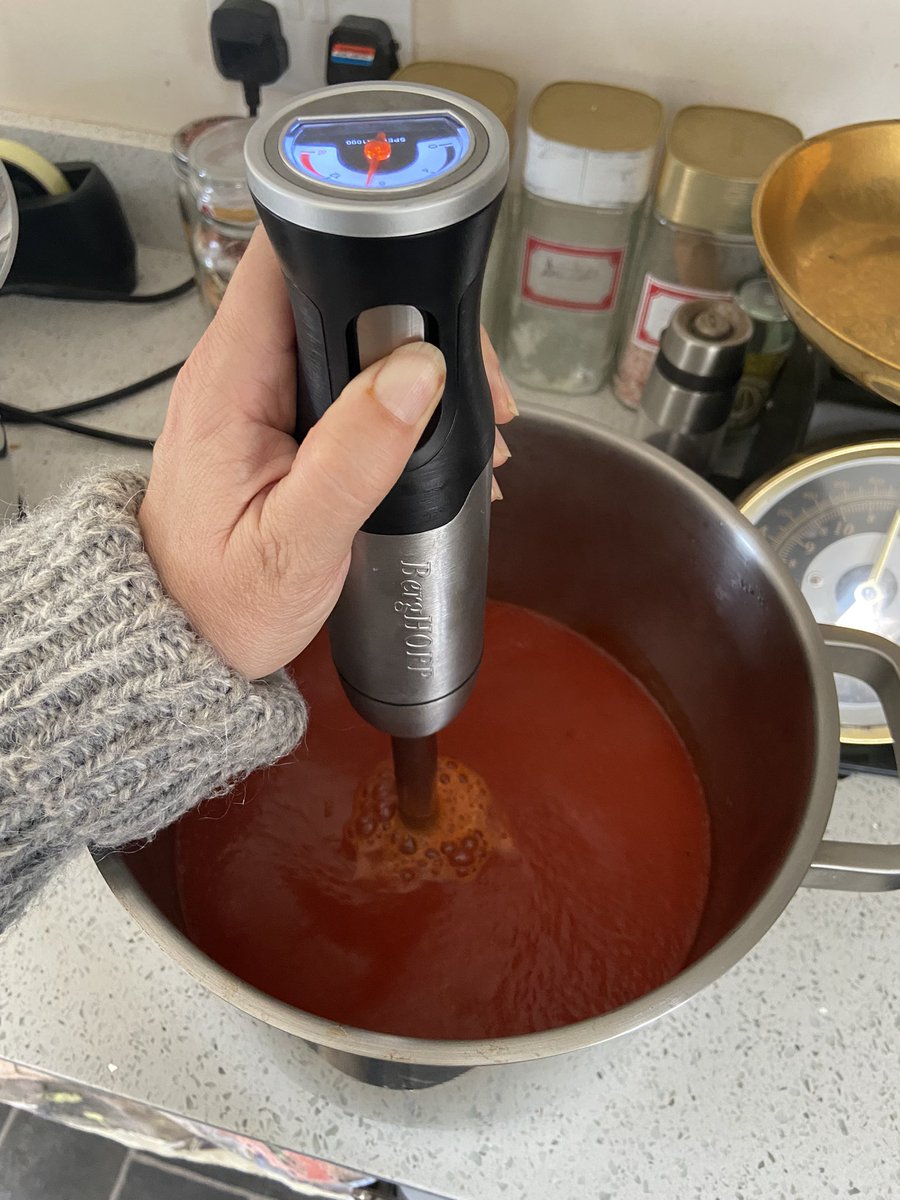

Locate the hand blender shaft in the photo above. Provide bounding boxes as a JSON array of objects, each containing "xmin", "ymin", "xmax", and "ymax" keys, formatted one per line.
[{"xmin": 246, "ymin": 83, "xmax": 509, "ymax": 738}]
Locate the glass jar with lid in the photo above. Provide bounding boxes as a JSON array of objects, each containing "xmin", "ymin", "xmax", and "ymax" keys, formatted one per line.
[
  {"xmin": 187, "ymin": 117, "xmax": 259, "ymax": 314},
  {"xmin": 171, "ymin": 115, "xmax": 235, "ymax": 245},
  {"xmin": 612, "ymin": 105, "xmax": 801, "ymax": 409},
  {"xmin": 392, "ymin": 61, "xmax": 519, "ymax": 345},
  {"xmin": 502, "ymin": 81, "xmax": 662, "ymax": 395}
]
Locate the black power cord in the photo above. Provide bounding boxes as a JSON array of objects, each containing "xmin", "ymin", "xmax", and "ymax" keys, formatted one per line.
[
  {"xmin": 1, "ymin": 272, "xmax": 196, "ymax": 446},
  {"xmin": 0, "ymin": 402, "xmax": 158, "ymax": 450},
  {"xmin": 1, "ymin": 361, "xmax": 186, "ymax": 451},
  {"xmin": 0, "ymin": 277, "xmax": 196, "ymax": 303},
  {"xmin": 40, "ymin": 361, "xmax": 184, "ymax": 418}
]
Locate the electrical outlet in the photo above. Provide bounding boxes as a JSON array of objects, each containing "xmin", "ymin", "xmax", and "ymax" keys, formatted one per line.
[{"xmin": 204, "ymin": 0, "xmax": 413, "ymax": 97}]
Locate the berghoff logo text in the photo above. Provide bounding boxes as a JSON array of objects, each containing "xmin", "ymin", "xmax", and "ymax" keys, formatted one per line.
[{"xmin": 395, "ymin": 561, "xmax": 433, "ymax": 677}]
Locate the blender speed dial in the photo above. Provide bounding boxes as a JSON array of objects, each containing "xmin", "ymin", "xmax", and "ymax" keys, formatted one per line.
[
  {"xmin": 740, "ymin": 441, "xmax": 900, "ymax": 743},
  {"xmin": 280, "ymin": 112, "xmax": 472, "ymax": 190}
]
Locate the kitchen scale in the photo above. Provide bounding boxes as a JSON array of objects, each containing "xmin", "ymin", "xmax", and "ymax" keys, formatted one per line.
[{"xmin": 719, "ymin": 121, "xmax": 900, "ymax": 774}]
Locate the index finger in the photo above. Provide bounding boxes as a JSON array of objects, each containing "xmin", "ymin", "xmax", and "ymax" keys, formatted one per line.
[
  {"xmin": 170, "ymin": 228, "xmax": 298, "ymax": 442},
  {"xmin": 481, "ymin": 327, "xmax": 518, "ymax": 424}
]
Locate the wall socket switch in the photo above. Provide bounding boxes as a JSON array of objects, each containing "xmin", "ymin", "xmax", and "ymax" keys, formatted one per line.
[{"xmin": 205, "ymin": 0, "xmax": 413, "ymax": 97}]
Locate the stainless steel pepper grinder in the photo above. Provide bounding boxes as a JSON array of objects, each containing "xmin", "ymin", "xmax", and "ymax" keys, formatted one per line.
[{"xmin": 634, "ymin": 299, "xmax": 752, "ymax": 476}]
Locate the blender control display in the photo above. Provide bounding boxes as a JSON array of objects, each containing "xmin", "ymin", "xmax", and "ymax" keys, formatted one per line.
[{"xmin": 280, "ymin": 113, "xmax": 472, "ymax": 190}]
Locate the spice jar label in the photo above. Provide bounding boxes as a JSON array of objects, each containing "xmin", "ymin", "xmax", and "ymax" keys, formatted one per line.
[
  {"xmin": 520, "ymin": 236, "xmax": 625, "ymax": 312},
  {"xmin": 524, "ymin": 131, "xmax": 655, "ymax": 207},
  {"xmin": 631, "ymin": 274, "xmax": 732, "ymax": 350}
]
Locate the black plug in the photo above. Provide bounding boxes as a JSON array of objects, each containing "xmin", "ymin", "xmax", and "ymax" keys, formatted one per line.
[
  {"xmin": 209, "ymin": 0, "xmax": 289, "ymax": 117},
  {"xmin": 326, "ymin": 16, "xmax": 399, "ymax": 84}
]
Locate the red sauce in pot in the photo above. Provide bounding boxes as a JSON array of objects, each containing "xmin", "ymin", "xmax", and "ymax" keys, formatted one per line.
[{"xmin": 175, "ymin": 601, "xmax": 710, "ymax": 1040}]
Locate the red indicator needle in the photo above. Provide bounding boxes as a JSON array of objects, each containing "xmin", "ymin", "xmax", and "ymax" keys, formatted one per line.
[
  {"xmin": 299, "ymin": 151, "xmax": 319, "ymax": 175},
  {"xmin": 363, "ymin": 131, "xmax": 391, "ymax": 186}
]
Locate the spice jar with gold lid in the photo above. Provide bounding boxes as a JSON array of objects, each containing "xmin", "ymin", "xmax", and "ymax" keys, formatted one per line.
[
  {"xmin": 503, "ymin": 81, "xmax": 662, "ymax": 395},
  {"xmin": 612, "ymin": 105, "xmax": 801, "ymax": 409},
  {"xmin": 392, "ymin": 61, "xmax": 518, "ymax": 342}
]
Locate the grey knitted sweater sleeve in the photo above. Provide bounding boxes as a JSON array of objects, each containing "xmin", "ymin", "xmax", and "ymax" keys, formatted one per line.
[{"xmin": 0, "ymin": 470, "xmax": 307, "ymax": 930}]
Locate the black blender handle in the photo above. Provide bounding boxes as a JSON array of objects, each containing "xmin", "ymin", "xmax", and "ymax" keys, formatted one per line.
[{"xmin": 257, "ymin": 196, "xmax": 502, "ymax": 536}]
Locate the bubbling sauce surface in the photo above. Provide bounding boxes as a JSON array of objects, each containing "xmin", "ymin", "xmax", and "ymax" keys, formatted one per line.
[
  {"xmin": 348, "ymin": 756, "xmax": 514, "ymax": 889},
  {"xmin": 175, "ymin": 602, "xmax": 710, "ymax": 1040}
]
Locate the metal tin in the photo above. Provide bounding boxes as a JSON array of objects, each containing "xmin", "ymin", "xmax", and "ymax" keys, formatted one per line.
[
  {"xmin": 656, "ymin": 105, "xmax": 802, "ymax": 237},
  {"xmin": 393, "ymin": 61, "xmax": 518, "ymax": 143}
]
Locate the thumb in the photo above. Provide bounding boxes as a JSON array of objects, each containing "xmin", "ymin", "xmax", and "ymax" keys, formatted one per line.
[{"xmin": 262, "ymin": 341, "xmax": 446, "ymax": 570}]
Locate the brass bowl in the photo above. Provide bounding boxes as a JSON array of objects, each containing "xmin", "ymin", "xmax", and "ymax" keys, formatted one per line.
[{"xmin": 752, "ymin": 120, "xmax": 900, "ymax": 402}]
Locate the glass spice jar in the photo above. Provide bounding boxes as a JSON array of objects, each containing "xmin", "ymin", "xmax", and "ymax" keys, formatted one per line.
[
  {"xmin": 170, "ymin": 115, "xmax": 235, "ymax": 246},
  {"xmin": 503, "ymin": 82, "xmax": 662, "ymax": 395},
  {"xmin": 392, "ymin": 61, "xmax": 519, "ymax": 347},
  {"xmin": 612, "ymin": 105, "xmax": 801, "ymax": 409},
  {"xmin": 187, "ymin": 117, "xmax": 258, "ymax": 315}
]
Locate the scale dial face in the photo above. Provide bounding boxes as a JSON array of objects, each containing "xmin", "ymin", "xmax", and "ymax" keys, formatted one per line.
[
  {"xmin": 741, "ymin": 442, "xmax": 900, "ymax": 743},
  {"xmin": 280, "ymin": 112, "xmax": 472, "ymax": 192}
]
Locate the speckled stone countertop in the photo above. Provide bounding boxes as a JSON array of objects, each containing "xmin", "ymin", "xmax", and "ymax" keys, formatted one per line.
[{"xmin": 1, "ymin": 112, "xmax": 899, "ymax": 1200}]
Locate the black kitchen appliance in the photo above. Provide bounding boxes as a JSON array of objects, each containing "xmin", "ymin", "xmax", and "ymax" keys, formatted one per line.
[{"xmin": 245, "ymin": 81, "xmax": 508, "ymax": 741}]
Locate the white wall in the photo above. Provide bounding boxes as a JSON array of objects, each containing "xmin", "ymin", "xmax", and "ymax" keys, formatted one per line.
[{"xmin": 1, "ymin": 0, "xmax": 898, "ymax": 137}]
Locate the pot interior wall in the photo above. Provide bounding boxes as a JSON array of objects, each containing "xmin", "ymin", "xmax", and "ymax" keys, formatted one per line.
[
  {"xmin": 487, "ymin": 412, "xmax": 817, "ymax": 959},
  {"xmin": 123, "ymin": 411, "xmax": 818, "ymax": 974}
]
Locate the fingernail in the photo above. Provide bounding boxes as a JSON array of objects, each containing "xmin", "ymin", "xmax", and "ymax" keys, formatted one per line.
[
  {"xmin": 373, "ymin": 342, "xmax": 446, "ymax": 426},
  {"xmin": 504, "ymin": 379, "xmax": 519, "ymax": 418},
  {"xmin": 491, "ymin": 476, "xmax": 503, "ymax": 502},
  {"xmin": 493, "ymin": 429, "xmax": 511, "ymax": 465}
]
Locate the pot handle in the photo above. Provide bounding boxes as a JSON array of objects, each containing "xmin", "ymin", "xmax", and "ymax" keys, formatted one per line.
[{"xmin": 804, "ymin": 625, "xmax": 900, "ymax": 892}]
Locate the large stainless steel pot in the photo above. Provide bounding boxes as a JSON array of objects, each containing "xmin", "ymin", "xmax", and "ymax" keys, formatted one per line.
[{"xmin": 96, "ymin": 407, "xmax": 900, "ymax": 1089}]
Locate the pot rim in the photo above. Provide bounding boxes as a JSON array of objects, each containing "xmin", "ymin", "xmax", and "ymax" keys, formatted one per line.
[{"xmin": 95, "ymin": 408, "xmax": 842, "ymax": 1068}]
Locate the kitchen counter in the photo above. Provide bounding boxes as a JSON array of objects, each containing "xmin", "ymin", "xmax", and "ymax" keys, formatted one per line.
[{"xmin": 1, "ymin": 113, "xmax": 899, "ymax": 1200}]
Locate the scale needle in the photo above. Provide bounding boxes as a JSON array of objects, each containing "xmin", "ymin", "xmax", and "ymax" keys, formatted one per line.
[
  {"xmin": 836, "ymin": 506, "xmax": 900, "ymax": 629},
  {"xmin": 868, "ymin": 507, "xmax": 900, "ymax": 589}
]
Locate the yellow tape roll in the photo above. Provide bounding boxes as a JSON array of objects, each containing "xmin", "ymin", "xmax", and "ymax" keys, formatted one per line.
[{"xmin": 0, "ymin": 139, "xmax": 71, "ymax": 196}]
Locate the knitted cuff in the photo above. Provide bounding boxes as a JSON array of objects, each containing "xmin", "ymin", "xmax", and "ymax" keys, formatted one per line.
[{"xmin": 0, "ymin": 470, "xmax": 307, "ymax": 928}]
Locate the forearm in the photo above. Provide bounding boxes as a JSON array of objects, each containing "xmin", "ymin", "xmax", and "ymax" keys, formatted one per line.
[{"xmin": 0, "ymin": 471, "xmax": 306, "ymax": 930}]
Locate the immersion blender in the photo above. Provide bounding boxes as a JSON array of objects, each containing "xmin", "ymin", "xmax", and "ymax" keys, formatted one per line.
[{"xmin": 245, "ymin": 83, "xmax": 509, "ymax": 816}]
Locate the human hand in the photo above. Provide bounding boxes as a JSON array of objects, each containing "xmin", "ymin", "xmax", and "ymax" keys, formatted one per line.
[{"xmin": 139, "ymin": 229, "xmax": 517, "ymax": 679}]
